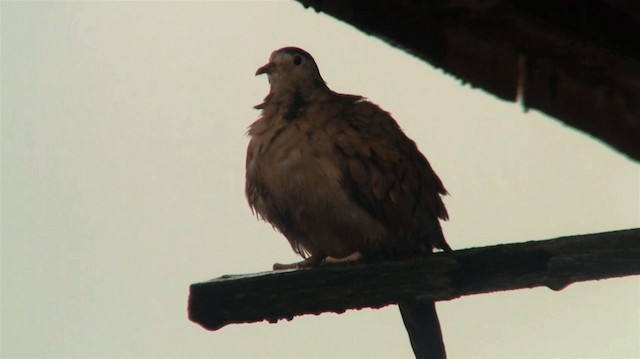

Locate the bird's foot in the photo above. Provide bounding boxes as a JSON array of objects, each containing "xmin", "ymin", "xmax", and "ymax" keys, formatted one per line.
[
  {"xmin": 323, "ymin": 251, "xmax": 363, "ymax": 265},
  {"xmin": 272, "ymin": 255, "xmax": 322, "ymax": 270}
]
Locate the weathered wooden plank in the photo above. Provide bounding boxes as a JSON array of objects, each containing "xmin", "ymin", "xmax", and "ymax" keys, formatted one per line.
[{"xmin": 189, "ymin": 228, "xmax": 640, "ymax": 331}]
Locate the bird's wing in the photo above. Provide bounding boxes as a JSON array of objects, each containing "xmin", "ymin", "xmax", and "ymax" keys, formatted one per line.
[{"xmin": 327, "ymin": 98, "xmax": 449, "ymax": 250}]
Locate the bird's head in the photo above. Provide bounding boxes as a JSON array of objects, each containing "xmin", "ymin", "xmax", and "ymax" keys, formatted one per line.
[{"xmin": 256, "ymin": 47, "xmax": 327, "ymax": 96}]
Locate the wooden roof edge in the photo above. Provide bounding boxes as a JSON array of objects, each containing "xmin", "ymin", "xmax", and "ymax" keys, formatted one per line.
[{"xmin": 296, "ymin": 0, "xmax": 640, "ymax": 162}]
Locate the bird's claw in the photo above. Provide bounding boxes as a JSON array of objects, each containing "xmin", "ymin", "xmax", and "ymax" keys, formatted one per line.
[{"xmin": 323, "ymin": 251, "xmax": 363, "ymax": 265}]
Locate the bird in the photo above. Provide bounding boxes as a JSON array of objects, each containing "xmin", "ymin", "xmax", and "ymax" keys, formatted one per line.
[{"xmin": 246, "ymin": 47, "xmax": 451, "ymax": 358}]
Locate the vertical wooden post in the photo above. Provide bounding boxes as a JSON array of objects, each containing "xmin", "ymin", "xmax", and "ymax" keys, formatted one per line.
[{"xmin": 399, "ymin": 299, "xmax": 446, "ymax": 359}]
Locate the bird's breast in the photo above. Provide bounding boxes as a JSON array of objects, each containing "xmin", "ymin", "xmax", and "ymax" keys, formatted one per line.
[{"xmin": 249, "ymin": 120, "xmax": 339, "ymax": 194}]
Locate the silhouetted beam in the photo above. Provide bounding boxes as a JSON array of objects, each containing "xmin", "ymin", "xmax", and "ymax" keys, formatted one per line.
[
  {"xmin": 294, "ymin": 0, "xmax": 640, "ymax": 162},
  {"xmin": 188, "ymin": 228, "xmax": 640, "ymax": 331}
]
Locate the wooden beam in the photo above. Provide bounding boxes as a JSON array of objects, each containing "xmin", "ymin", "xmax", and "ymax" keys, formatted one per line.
[
  {"xmin": 294, "ymin": 1, "xmax": 640, "ymax": 162},
  {"xmin": 188, "ymin": 228, "xmax": 640, "ymax": 331}
]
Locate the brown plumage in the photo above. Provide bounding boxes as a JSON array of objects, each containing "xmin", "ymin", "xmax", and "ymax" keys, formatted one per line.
[
  {"xmin": 247, "ymin": 47, "xmax": 450, "ymax": 358},
  {"xmin": 246, "ymin": 47, "xmax": 451, "ymax": 269}
]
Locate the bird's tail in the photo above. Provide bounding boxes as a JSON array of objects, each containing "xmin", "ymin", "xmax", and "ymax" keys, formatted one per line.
[{"xmin": 399, "ymin": 298, "xmax": 446, "ymax": 359}]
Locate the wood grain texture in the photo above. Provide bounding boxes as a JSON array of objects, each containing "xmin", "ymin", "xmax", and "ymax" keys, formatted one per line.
[{"xmin": 189, "ymin": 228, "xmax": 640, "ymax": 331}]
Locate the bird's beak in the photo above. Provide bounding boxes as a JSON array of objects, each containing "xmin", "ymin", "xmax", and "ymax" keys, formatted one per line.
[{"xmin": 255, "ymin": 62, "xmax": 273, "ymax": 76}]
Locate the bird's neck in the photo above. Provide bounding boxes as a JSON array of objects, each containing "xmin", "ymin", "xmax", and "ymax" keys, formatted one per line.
[
  {"xmin": 270, "ymin": 78, "xmax": 328, "ymax": 100},
  {"xmin": 264, "ymin": 81, "xmax": 332, "ymax": 120}
]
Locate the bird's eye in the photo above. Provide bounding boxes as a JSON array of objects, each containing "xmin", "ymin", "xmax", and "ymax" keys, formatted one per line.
[{"xmin": 293, "ymin": 55, "xmax": 302, "ymax": 66}]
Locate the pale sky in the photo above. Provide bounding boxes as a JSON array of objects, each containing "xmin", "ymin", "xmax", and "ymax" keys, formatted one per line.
[{"xmin": 2, "ymin": 1, "xmax": 639, "ymax": 358}]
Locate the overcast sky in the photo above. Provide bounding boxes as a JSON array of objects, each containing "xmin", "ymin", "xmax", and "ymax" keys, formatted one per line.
[{"xmin": 2, "ymin": 1, "xmax": 639, "ymax": 358}]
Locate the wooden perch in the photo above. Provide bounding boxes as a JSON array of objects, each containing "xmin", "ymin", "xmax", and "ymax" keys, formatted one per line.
[{"xmin": 188, "ymin": 228, "xmax": 640, "ymax": 331}]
